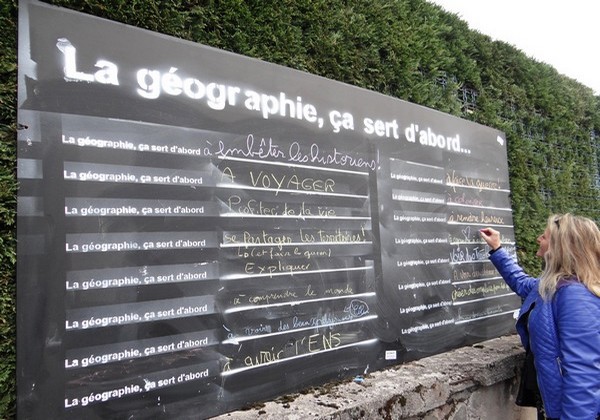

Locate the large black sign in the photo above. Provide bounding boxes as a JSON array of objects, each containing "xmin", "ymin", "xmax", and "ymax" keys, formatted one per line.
[{"xmin": 17, "ymin": 1, "xmax": 520, "ymax": 418}]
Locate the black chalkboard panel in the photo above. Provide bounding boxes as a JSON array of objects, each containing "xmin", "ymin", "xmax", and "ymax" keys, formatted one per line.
[{"xmin": 16, "ymin": 1, "xmax": 520, "ymax": 418}]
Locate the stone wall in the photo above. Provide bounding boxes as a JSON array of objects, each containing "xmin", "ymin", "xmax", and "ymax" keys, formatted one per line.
[{"xmin": 213, "ymin": 334, "xmax": 531, "ymax": 420}]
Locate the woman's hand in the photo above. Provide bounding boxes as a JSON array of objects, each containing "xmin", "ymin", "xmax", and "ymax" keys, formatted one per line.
[{"xmin": 479, "ymin": 228, "xmax": 501, "ymax": 251}]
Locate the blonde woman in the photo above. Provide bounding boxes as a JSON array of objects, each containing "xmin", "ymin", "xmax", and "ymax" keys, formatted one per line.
[{"xmin": 480, "ymin": 214, "xmax": 600, "ymax": 420}]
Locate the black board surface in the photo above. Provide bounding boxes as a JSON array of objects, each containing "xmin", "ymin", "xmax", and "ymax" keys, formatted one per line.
[{"xmin": 17, "ymin": 1, "xmax": 520, "ymax": 418}]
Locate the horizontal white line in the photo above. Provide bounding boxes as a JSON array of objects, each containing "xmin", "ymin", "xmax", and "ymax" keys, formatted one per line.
[
  {"xmin": 216, "ymin": 182, "xmax": 368, "ymax": 199},
  {"xmin": 452, "ymin": 292, "xmax": 515, "ymax": 306},
  {"xmin": 452, "ymin": 277, "xmax": 504, "ymax": 284},
  {"xmin": 220, "ymin": 241, "xmax": 372, "ymax": 248},
  {"xmin": 454, "ymin": 309, "xmax": 518, "ymax": 325},
  {"xmin": 446, "ymin": 202, "xmax": 512, "ymax": 211},
  {"xmin": 224, "ymin": 292, "xmax": 377, "ymax": 314},
  {"xmin": 447, "ymin": 222, "xmax": 514, "ymax": 228},
  {"xmin": 388, "ymin": 158, "xmax": 443, "ymax": 170},
  {"xmin": 453, "ymin": 276, "xmax": 504, "ymax": 285},
  {"xmin": 220, "ymin": 213, "xmax": 371, "ymax": 220},
  {"xmin": 222, "ymin": 315, "xmax": 378, "ymax": 343},
  {"xmin": 449, "ymin": 241, "xmax": 515, "ymax": 246},
  {"xmin": 221, "ymin": 265, "xmax": 373, "ymax": 281},
  {"xmin": 450, "ymin": 260, "xmax": 490, "ymax": 265},
  {"xmin": 446, "ymin": 183, "xmax": 510, "ymax": 193},
  {"xmin": 218, "ymin": 155, "xmax": 370, "ymax": 176}
]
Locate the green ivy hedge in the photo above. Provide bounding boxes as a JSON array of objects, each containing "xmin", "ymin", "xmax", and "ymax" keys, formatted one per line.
[
  {"xmin": 1, "ymin": 0, "xmax": 17, "ymax": 417},
  {"xmin": 1, "ymin": 0, "xmax": 598, "ymax": 417}
]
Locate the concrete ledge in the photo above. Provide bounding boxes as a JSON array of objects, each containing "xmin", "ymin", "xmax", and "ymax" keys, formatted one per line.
[{"xmin": 213, "ymin": 334, "xmax": 525, "ymax": 419}]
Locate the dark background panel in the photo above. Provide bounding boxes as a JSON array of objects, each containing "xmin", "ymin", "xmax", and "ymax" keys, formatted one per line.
[{"xmin": 16, "ymin": 1, "xmax": 518, "ymax": 418}]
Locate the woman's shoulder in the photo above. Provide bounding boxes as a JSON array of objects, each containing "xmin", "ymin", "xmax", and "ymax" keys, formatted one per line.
[{"xmin": 555, "ymin": 280, "xmax": 600, "ymax": 311}]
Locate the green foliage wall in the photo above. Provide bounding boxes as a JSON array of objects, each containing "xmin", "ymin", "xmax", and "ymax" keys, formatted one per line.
[
  {"xmin": 1, "ymin": 0, "xmax": 598, "ymax": 417},
  {"xmin": 1, "ymin": 0, "xmax": 18, "ymax": 417}
]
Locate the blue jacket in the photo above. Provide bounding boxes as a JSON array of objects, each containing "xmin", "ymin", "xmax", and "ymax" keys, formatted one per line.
[{"xmin": 490, "ymin": 248, "xmax": 600, "ymax": 419}]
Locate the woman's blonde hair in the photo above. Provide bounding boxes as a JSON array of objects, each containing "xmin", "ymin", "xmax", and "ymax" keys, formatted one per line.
[{"xmin": 539, "ymin": 213, "xmax": 600, "ymax": 299}]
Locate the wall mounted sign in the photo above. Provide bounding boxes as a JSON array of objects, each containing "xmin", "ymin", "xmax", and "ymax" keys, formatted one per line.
[{"xmin": 17, "ymin": 1, "xmax": 519, "ymax": 417}]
